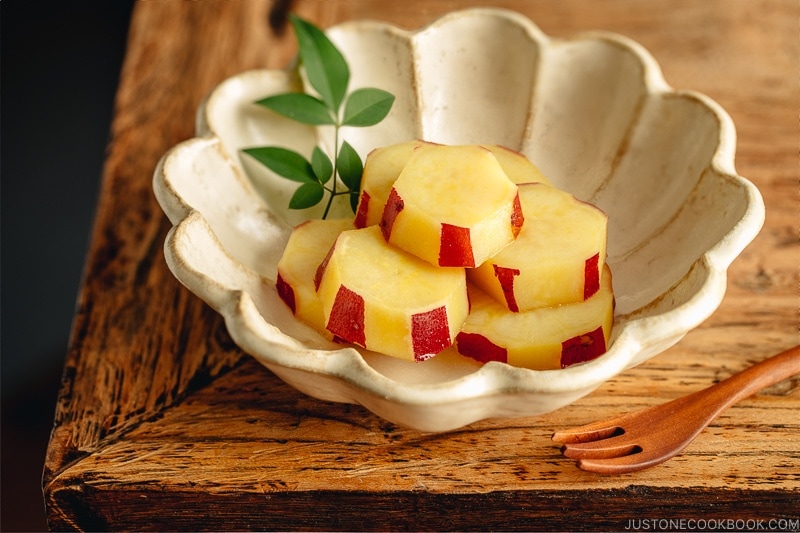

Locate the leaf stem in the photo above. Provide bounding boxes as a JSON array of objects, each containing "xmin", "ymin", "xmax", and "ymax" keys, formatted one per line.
[{"xmin": 322, "ymin": 123, "xmax": 340, "ymax": 219}]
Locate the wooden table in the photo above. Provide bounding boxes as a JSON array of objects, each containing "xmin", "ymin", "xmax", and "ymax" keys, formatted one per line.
[{"xmin": 43, "ymin": 1, "xmax": 799, "ymax": 530}]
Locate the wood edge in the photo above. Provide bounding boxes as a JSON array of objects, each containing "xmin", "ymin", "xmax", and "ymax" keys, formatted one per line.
[{"xmin": 44, "ymin": 485, "xmax": 800, "ymax": 531}]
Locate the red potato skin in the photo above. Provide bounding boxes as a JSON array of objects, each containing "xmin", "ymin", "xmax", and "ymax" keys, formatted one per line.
[
  {"xmin": 276, "ymin": 273, "xmax": 296, "ymax": 314},
  {"xmin": 584, "ymin": 253, "xmax": 600, "ymax": 300},
  {"xmin": 439, "ymin": 223, "xmax": 474, "ymax": 267},
  {"xmin": 511, "ymin": 192, "xmax": 524, "ymax": 238},
  {"xmin": 560, "ymin": 326, "xmax": 606, "ymax": 368},
  {"xmin": 492, "ymin": 264, "xmax": 521, "ymax": 312},
  {"xmin": 314, "ymin": 243, "xmax": 336, "ymax": 291},
  {"xmin": 354, "ymin": 190, "xmax": 371, "ymax": 229},
  {"xmin": 326, "ymin": 285, "xmax": 367, "ymax": 347},
  {"xmin": 380, "ymin": 187, "xmax": 404, "ymax": 241},
  {"xmin": 455, "ymin": 332, "xmax": 508, "ymax": 364},
  {"xmin": 411, "ymin": 306, "xmax": 452, "ymax": 361}
]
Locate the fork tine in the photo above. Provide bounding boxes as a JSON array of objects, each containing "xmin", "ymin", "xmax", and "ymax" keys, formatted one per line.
[
  {"xmin": 551, "ymin": 424, "xmax": 624, "ymax": 444},
  {"xmin": 552, "ymin": 404, "xmax": 648, "ymax": 443},
  {"xmin": 561, "ymin": 438, "xmax": 641, "ymax": 460},
  {"xmin": 576, "ymin": 446, "xmax": 678, "ymax": 475}
]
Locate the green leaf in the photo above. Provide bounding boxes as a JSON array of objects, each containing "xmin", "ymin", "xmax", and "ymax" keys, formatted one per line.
[
  {"xmin": 342, "ymin": 88, "xmax": 395, "ymax": 127},
  {"xmin": 290, "ymin": 14, "xmax": 349, "ymax": 112},
  {"xmin": 336, "ymin": 141, "xmax": 363, "ymax": 192},
  {"xmin": 311, "ymin": 146, "xmax": 333, "ymax": 184},
  {"xmin": 255, "ymin": 93, "xmax": 335, "ymax": 125},
  {"xmin": 244, "ymin": 16, "xmax": 395, "ymax": 219},
  {"xmin": 289, "ymin": 182, "xmax": 325, "ymax": 210},
  {"xmin": 241, "ymin": 147, "xmax": 314, "ymax": 183},
  {"xmin": 349, "ymin": 190, "xmax": 360, "ymax": 214}
]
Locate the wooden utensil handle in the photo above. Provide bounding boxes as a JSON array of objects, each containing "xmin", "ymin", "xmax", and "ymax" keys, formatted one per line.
[{"xmin": 691, "ymin": 345, "xmax": 800, "ymax": 419}]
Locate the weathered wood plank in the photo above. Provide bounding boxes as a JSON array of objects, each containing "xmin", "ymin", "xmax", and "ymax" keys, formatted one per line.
[
  {"xmin": 52, "ymin": 356, "xmax": 800, "ymax": 490},
  {"xmin": 43, "ymin": 0, "xmax": 294, "ymax": 481}
]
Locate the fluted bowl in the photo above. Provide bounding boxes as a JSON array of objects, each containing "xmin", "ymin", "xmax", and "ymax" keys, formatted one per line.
[{"xmin": 153, "ymin": 8, "xmax": 764, "ymax": 431}]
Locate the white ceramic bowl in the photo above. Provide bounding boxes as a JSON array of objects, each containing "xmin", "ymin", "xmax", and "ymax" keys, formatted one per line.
[{"xmin": 153, "ymin": 8, "xmax": 764, "ymax": 431}]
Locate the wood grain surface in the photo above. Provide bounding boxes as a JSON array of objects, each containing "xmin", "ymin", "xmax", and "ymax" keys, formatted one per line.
[{"xmin": 43, "ymin": 0, "xmax": 798, "ymax": 531}]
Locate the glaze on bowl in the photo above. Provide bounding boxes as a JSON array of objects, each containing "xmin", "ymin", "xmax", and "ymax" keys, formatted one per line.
[{"xmin": 153, "ymin": 8, "xmax": 764, "ymax": 431}]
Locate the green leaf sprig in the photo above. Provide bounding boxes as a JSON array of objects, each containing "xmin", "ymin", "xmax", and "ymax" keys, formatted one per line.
[{"xmin": 242, "ymin": 15, "xmax": 395, "ymax": 218}]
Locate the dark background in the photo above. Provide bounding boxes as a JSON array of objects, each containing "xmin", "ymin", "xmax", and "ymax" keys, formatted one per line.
[{"xmin": 2, "ymin": 2, "xmax": 135, "ymax": 530}]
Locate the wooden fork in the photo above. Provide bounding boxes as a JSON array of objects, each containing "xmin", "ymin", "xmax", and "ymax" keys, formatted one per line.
[{"xmin": 551, "ymin": 345, "xmax": 800, "ymax": 474}]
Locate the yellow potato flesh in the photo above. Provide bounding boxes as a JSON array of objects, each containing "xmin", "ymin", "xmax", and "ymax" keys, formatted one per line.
[
  {"xmin": 275, "ymin": 141, "xmax": 614, "ymax": 368},
  {"xmin": 276, "ymin": 218, "xmax": 354, "ymax": 334},
  {"xmin": 482, "ymin": 144, "xmax": 551, "ymax": 186},
  {"xmin": 457, "ymin": 265, "xmax": 614, "ymax": 370},
  {"xmin": 384, "ymin": 144, "xmax": 521, "ymax": 267},
  {"xmin": 316, "ymin": 226, "xmax": 468, "ymax": 361},
  {"xmin": 469, "ymin": 182, "xmax": 607, "ymax": 311},
  {"xmin": 355, "ymin": 140, "xmax": 435, "ymax": 228}
]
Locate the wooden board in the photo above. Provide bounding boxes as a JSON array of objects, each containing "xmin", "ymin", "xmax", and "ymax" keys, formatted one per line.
[{"xmin": 43, "ymin": 0, "xmax": 799, "ymax": 530}]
